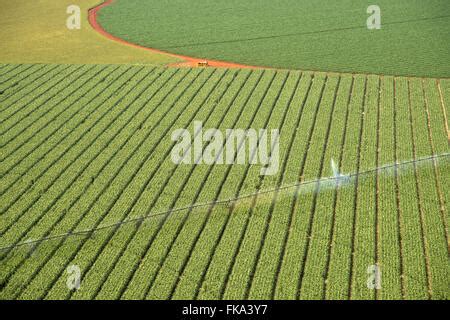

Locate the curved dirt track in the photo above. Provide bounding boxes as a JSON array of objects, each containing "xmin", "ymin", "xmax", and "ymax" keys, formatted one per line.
[{"xmin": 88, "ymin": 0, "xmax": 262, "ymax": 69}]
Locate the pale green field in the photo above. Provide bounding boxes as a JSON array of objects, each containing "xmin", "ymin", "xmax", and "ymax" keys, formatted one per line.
[{"xmin": 0, "ymin": 0, "xmax": 179, "ymax": 65}]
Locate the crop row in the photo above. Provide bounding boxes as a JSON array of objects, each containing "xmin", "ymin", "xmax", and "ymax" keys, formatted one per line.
[{"xmin": 0, "ymin": 64, "xmax": 448, "ymax": 300}]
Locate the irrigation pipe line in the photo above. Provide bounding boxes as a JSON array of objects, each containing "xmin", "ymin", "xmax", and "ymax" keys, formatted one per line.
[
  {"xmin": 162, "ymin": 15, "xmax": 450, "ymax": 50},
  {"xmin": 1, "ymin": 152, "xmax": 448, "ymax": 252}
]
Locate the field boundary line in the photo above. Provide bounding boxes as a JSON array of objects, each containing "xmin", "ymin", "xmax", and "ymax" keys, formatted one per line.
[
  {"xmin": 87, "ymin": 2, "xmax": 450, "ymax": 79},
  {"xmin": 88, "ymin": 1, "xmax": 260, "ymax": 70}
]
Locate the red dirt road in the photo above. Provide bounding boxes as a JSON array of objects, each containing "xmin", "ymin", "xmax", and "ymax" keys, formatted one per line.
[{"xmin": 88, "ymin": 0, "xmax": 261, "ymax": 69}]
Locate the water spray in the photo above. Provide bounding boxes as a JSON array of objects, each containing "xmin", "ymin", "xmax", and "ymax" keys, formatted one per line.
[{"xmin": 0, "ymin": 152, "xmax": 448, "ymax": 252}]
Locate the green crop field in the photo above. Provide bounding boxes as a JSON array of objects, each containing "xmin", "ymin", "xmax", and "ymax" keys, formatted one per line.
[
  {"xmin": 97, "ymin": 0, "xmax": 450, "ymax": 77},
  {"xmin": 0, "ymin": 64, "xmax": 448, "ymax": 300},
  {"xmin": 0, "ymin": 0, "xmax": 449, "ymax": 303}
]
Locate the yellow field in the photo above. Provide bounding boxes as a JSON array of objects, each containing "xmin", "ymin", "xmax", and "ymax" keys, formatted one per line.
[{"xmin": 0, "ymin": 0, "xmax": 179, "ymax": 65}]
